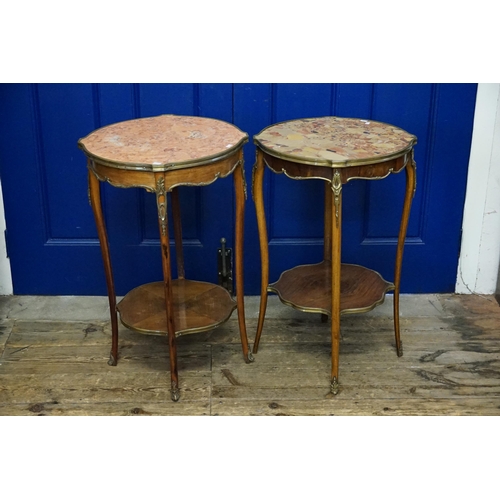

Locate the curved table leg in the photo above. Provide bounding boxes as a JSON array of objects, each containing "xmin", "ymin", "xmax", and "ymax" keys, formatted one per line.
[
  {"xmin": 393, "ymin": 152, "xmax": 416, "ymax": 357},
  {"xmin": 330, "ymin": 170, "xmax": 342, "ymax": 395},
  {"xmin": 233, "ymin": 152, "xmax": 253, "ymax": 363},
  {"xmin": 155, "ymin": 173, "xmax": 180, "ymax": 402},
  {"xmin": 322, "ymin": 180, "xmax": 333, "ymax": 324},
  {"xmin": 252, "ymin": 149, "xmax": 268, "ymax": 354},
  {"xmin": 171, "ymin": 187, "xmax": 185, "ymax": 280},
  {"xmin": 88, "ymin": 169, "xmax": 119, "ymax": 366}
]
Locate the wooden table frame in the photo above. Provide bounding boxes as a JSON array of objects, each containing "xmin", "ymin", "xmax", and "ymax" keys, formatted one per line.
[
  {"xmin": 252, "ymin": 146, "xmax": 416, "ymax": 395},
  {"xmin": 85, "ymin": 145, "xmax": 253, "ymax": 402}
]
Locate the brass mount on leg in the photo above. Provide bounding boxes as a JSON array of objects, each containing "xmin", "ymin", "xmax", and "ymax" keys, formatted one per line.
[{"xmin": 331, "ymin": 170, "xmax": 342, "ymax": 228}]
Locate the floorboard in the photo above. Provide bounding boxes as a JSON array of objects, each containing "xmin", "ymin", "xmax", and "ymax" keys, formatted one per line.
[{"xmin": 1, "ymin": 294, "xmax": 499, "ymax": 416}]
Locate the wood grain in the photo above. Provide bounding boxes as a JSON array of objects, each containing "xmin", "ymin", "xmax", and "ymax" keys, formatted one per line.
[
  {"xmin": 117, "ymin": 280, "xmax": 237, "ymax": 335},
  {"xmin": 1, "ymin": 294, "xmax": 499, "ymax": 415},
  {"xmin": 253, "ymin": 149, "xmax": 269, "ymax": 353},
  {"xmin": 262, "ymin": 153, "xmax": 407, "ymax": 183},
  {"xmin": 268, "ymin": 261, "xmax": 394, "ymax": 315}
]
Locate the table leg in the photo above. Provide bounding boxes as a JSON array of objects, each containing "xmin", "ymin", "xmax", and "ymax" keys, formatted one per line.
[
  {"xmin": 233, "ymin": 153, "xmax": 253, "ymax": 363},
  {"xmin": 393, "ymin": 152, "xmax": 416, "ymax": 357},
  {"xmin": 330, "ymin": 171, "xmax": 342, "ymax": 395},
  {"xmin": 88, "ymin": 169, "xmax": 119, "ymax": 366},
  {"xmin": 155, "ymin": 173, "xmax": 180, "ymax": 402},
  {"xmin": 171, "ymin": 187, "xmax": 185, "ymax": 280},
  {"xmin": 252, "ymin": 149, "xmax": 268, "ymax": 353},
  {"xmin": 322, "ymin": 181, "xmax": 333, "ymax": 323}
]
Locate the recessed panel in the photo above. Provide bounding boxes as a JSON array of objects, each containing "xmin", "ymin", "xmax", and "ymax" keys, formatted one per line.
[
  {"xmin": 364, "ymin": 84, "xmax": 434, "ymax": 241},
  {"xmin": 335, "ymin": 84, "xmax": 374, "ymax": 118},
  {"xmin": 270, "ymin": 175, "xmax": 324, "ymax": 240},
  {"xmin": 274, "ymin": 83, "xmax": 333, "ymax": 121},
  {"xmin": 364, "ymin": 172, "xmax": 419, "ymax": 240},
  {"xmin": 97, "ymin": 83, "xmax": 137, "ymax": 125},
  {"xmin": 138, "ymin": 83, "xmax": 196, "ymax": 117},
  {"xmin": 37, "ymin": 83, "xmax": 99, "ymax": 240}
]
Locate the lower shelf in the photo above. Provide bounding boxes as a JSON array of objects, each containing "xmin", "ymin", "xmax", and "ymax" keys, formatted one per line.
[
  {"xmin": 117, "ymin": 279, "xmax": 237, "ymax": 336},
  {"xmin": 268, "ymin": 261, "xmax": 395, "ymax": 315}
]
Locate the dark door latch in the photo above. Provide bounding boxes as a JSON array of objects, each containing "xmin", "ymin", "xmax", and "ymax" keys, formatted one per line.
[{"xmin": 217, "ymin": 237, "xmax": 233, "ymax": 294}]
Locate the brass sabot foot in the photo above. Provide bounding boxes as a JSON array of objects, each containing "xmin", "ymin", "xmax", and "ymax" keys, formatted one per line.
[
  {"xmin": 171, "ymin": 387, "xmax": 181, "ymax": 402},
  {"xmin": 246, "ymin": 352, "xmax": 255, "ymax": 363},
  {"xmin": 108, "ymin": 353, "xmax": 117, "ymax": 366},
  {"xmin": 330, "ymin": 377, "xmax": 339, "ymax": 395},
  {"xmin": 397, "ymin": 341, "xmax": 403, "ymax": 357}
]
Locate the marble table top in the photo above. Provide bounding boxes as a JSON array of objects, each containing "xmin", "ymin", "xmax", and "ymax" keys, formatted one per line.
[
  {"xmin": 254, "ymin": 116, "xmax": 416, "ymax": 166},
  {"xmin": 79, "ymin": 114, "xmax": 248, "ymax": 170}
]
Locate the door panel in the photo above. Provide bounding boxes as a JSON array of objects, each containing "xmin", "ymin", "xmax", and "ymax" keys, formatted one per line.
[{"xmin": 0, "ymin": 83, "xmax": 477, "ymax": 295}]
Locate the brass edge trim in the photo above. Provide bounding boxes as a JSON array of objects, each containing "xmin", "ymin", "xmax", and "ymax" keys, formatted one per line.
[
  {"xmin": 267, "ymin": 262, "xmax": 395, "ymax": 316},
  {"xmin": 340, "ymin": 284, "xmax": 395, "ymax": 316},
  {"xmin": 263, "ymin": 157, "xmax": 331, "ymax": 182},
  {"xmin": 116, "ymin": 279, "xmax": 238, "ymax": 336},
  {"xmin": 267, "ymin": 284, "xmax": 330, "ymax": 316},
  {"xmin": 168, "ymin": 158, "xmax": 241, "ymax": 191},
  {"xmin": 117, "ymin": 303, "xmax": 238, "ymax": 337},
  {"xmin": 262, "ymin": 151, "xmax": 411, "ymax": 184},
  {"xmin": 78, "ymin": 121, "xmax": 248, "ymax": 172},
  {"xmin": 343, "ymin": 152, "xmax": 409, "ymax": 184},
  {"xmin": 410, "ymin": 149, "xmax": 417, "ymax": 199},
  {"xmin": 345, "ymin": 171, "xmax": 394, "ymax": 183},
  {"xmin": 254, "ymin": 115, "xmax": 417, "ymax": 168},
  {"xmin": 280, "ymin": 168, "xmax": 330, "ymax": 183},
  {"xmin": 88, "ymin": 164, "xmax": 155, "ymax": 192},
  {"xmin": 255, "ymin": 141, "xmax": 415, "ymax": 169}
]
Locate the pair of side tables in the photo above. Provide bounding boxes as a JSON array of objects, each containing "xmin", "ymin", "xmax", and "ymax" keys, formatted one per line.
[{"xmin": 78, "ymin": 114, "xmax": 416, "ymax": 402}]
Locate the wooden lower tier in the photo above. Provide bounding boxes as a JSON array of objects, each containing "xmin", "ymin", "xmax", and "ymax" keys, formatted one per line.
[
  {"xmin": 116, "ymin": 280, "xmax": 237, "ymax": 336},
  {"xmin": 268, "ymin": 261, "xmax": 395, "ymax": 315}
]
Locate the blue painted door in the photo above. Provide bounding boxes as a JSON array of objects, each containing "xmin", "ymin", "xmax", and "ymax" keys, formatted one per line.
[{"xmin": 0, "ymin": 84, "xmax": 477, "ymax": 295}]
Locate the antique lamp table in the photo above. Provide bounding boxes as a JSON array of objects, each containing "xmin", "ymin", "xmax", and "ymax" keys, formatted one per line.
[
  {"xmin": 252, "ymin": 116, "xmax": 417, "ymax": 395},
  {"xmin": 78, "ymin": 114, "xmax": 253, "ymax": 402}
]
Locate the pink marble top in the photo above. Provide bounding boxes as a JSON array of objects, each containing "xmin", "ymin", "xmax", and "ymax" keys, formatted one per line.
[
  {"xmin": 254, "ymin": 116, "xmax": 416, "ymax": 166},
  {"xmin": 79, "ymin": 115, "xmax": 247, "ymax": 168}
]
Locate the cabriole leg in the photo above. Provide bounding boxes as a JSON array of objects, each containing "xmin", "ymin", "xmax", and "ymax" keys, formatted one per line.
[
  {"xmin": 252, "ymin": 149, "xmax": 269, "ymax": 354},
  {"xmin": 233, "ymin": 153, "xmax": 253, "ymax": 363},
  {"xmin": 393, "ymin": 152, "xmax": 416, "ymax": 357},
  {"xmin": 88, "ymin": 169, "xmax": 119, "ymax": 366},
  {"xmin": 330, "ymin": 171, "xmax": 342, "ymax": 395},
  {"xmin": 155, "ymin": 174, "xmax": 180, "ymax": 402}
]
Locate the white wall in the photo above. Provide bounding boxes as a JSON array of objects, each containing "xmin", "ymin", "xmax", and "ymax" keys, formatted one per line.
[
  {"xmin": 0, "ymin": 84, "xmax": 499, "ymax": 296},
  {"xmin": 0, "ymin": 179, "xmax": 13, "ymax": 295},
  {"xmin": 456, "ymin": 83, "xmax": 500, "ymax": 294}
]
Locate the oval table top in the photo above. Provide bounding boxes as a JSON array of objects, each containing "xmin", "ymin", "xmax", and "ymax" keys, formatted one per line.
[
  {"xmin": 254, "ymin": 116, "xmax": 416, "ymax": 167},
  {"xmin": 78, "ymin": 114, "xmax": 248, "ymax": 171}
]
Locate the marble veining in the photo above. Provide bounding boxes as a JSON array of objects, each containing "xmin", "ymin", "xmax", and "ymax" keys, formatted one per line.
[
  {"xmin": 79, "ymin": 115, "xmax": 247, "ymax": 167},
  {"xmin": 255, "ymin": 117, "xmax": 416, "ymax": 165}
]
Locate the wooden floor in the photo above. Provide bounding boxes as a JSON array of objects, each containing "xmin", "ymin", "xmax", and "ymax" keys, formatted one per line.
[{"xmin": 1, "ymin": 294, "xmax": 499, "ymax": 416}]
